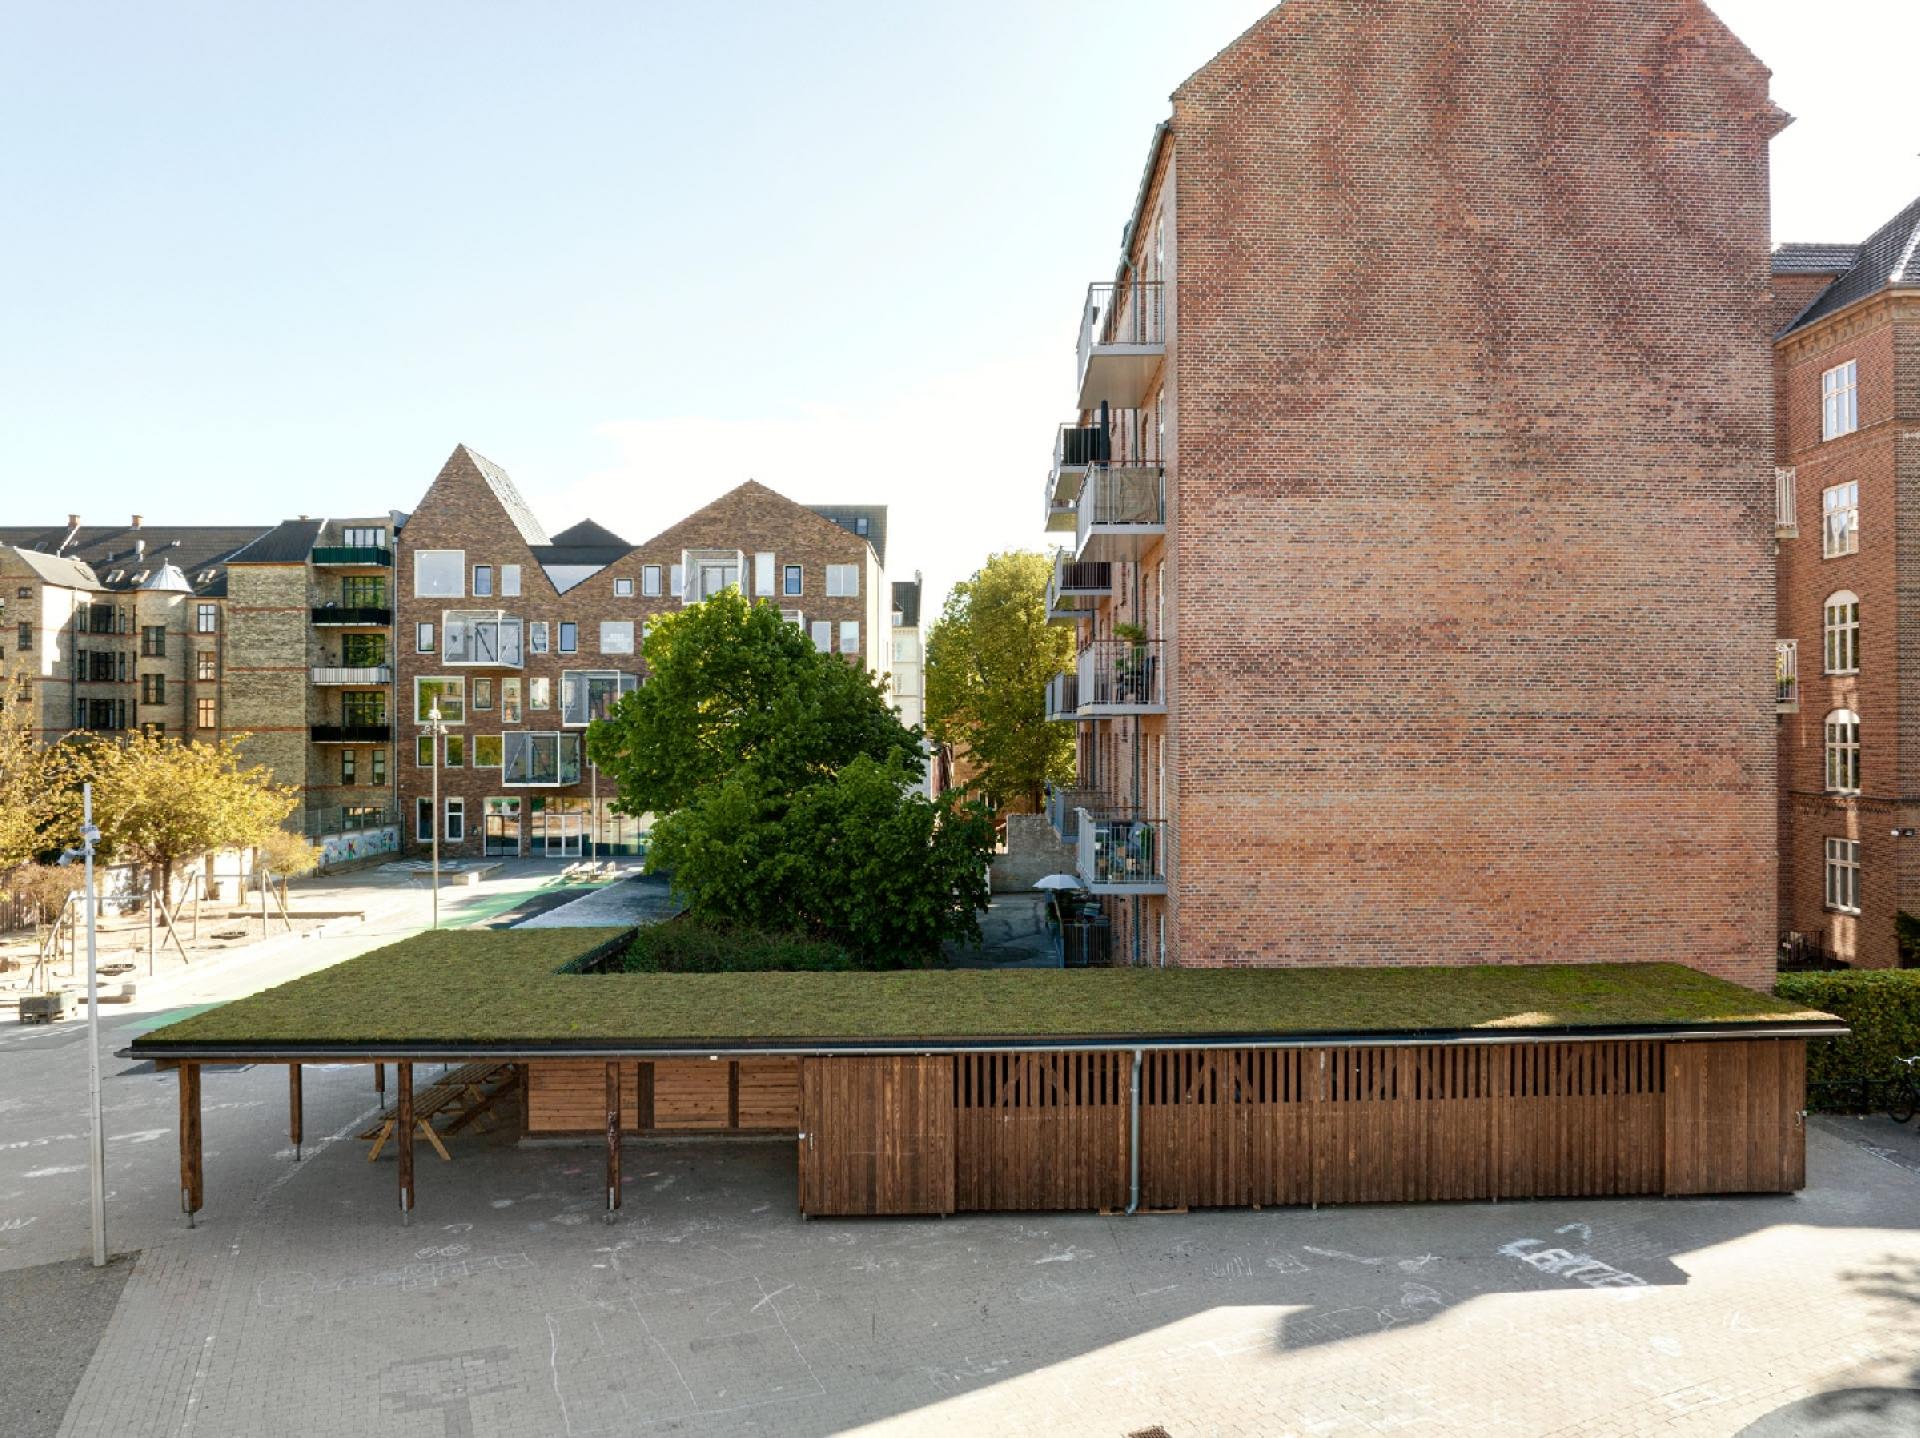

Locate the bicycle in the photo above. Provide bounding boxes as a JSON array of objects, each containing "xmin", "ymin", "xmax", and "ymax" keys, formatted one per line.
[{"xmin": 1813, "ymin": 1055, "xmax": 1920, "ymax": 1123}]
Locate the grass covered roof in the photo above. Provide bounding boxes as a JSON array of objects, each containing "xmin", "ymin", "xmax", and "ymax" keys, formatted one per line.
[{"xmin": 128, "ymin": 928, "xmax": 1841, "ymax": 1056}]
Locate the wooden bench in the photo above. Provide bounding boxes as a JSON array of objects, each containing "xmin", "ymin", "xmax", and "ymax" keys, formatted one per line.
[{"xmin": 361, "ymin": 1063, "xmax": 519, "ymax": 1162}]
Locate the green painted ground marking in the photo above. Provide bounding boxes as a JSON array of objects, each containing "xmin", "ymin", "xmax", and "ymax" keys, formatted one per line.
[{"xmin": 125, "ymin": 1003, "xmax": 225, "ymax": 1033}]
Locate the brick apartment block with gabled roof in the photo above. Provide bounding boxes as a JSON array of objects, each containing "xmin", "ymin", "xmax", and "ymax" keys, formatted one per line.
[
  {"xmin": 1771, "ymin": 196, "xmax": 1920, "ymax": 968},
  {"xmin": 1043, "ymin": 0, "xmax": 1785, "ymax": 983},
  {"xmin": 395, "ymin": 445, "xmax": 889, "ymax": 859}
]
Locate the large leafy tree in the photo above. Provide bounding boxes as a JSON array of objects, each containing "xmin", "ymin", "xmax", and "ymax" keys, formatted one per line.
[
  {"xmin": 0, "ymin": 696, "xmax": 47, "ymax": 877},
  {"xmin": 44, "ymin": 732, "xmax": 299, "ymax": 898},
  {"xmin": 925, "ymin": 550, "xmax": 1074, "ymax": 811},
  {"xmin": 586, "ymin": 587, "xmax": 921, "ymax": 814},
  {"xmin": 588, "ymin": 590, "xmax": 993, "ymax": 964}
]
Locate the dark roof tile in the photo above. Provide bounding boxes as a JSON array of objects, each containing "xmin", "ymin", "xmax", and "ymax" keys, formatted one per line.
[{"xmin": 1780, "ymin": 195, "xmax": 1920, "ymax": 336}]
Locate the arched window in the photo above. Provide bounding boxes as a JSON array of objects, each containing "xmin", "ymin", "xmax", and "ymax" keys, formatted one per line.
[
  {"xmin": 1825, "ymin": 709, "xmax": 1861, "ymax": 794},
  {"xmin": 1824, "ymin": 591, "xmax": 1860, "ymax": 675}
]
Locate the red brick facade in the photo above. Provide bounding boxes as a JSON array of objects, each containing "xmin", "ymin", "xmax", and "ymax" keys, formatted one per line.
[{"xmin": 1061, "ymin": 1, "xmax": 1784, "ymax": 984}]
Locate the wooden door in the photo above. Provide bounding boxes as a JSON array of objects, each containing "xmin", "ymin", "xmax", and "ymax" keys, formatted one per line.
[
  {"xmin": 1664, "ymin": 1040, "xmax": 1805, "ymax": 1195},
  {"xmin": 798, "ymin": 1057, "xmax": 954, "ymax": 1216}
]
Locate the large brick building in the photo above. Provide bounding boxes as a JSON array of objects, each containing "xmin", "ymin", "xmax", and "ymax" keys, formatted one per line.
[
  {"xmin": 1046, "ymin": 0, "xmax": 1784, "ymax": 983},
  {"xmin": 1773, "ymin": 197, "xmax": 1920, "ymax": 968},
  {"xmin": 395, "ymin": 445, "xmax": 890, "ymax": 858}
]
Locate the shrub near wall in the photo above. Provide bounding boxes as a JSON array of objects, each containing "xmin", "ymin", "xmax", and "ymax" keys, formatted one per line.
[
  {"xmin": 618, "ymin": 920, "xmax": 858, "ymax": 973},
  {"xmin": 1776, "ymin": 970, "xmax": 1920, "ymax": 1108}
]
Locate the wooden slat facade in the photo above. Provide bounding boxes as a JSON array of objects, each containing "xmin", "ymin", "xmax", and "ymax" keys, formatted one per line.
[
  {"xmin": 954, "ymin": 1051, "xmax": 1131, "ymax": 1212},
  {"xmin": 526, "ymin": 1058, "xmax": 801, "ymax": 1135},
  {"xmin": 799, "ymin": 1056, "xmax": 954, "ymax": 1216}
]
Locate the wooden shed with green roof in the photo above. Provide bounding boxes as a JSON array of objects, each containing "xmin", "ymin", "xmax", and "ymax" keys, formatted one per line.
[{"xmin": 128, "ymin": 928, "xmax": 1844, "ymax": 1221}]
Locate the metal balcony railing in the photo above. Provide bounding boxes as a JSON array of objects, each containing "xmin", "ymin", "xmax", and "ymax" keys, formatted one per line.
[
  {"xmin": 311, "ymin": 606, "xmax": 391, "ymax": 627},
  {"xmin": 311, "ymin": 665, "xmax": 393, "ymax": 686},
  {"xmin": 1776, "ymin": 639, "xmax": 1798, "ymax": 713},
  {"xmin": 301, "ymin": 805, "xmax": 397, "ymax": 837},
  {"xmin": 1775, "ymin": 467, "xmax": 1798, "ymax": 538},
  {"xmin": 1077, "ymin": 639, "xmax": 1164, "ymax": 712},
  {"xmin": 311, "ymin": 546, "xmax": 392, "ymax": 567},
  {"xmin": 1075, "ymin": 811, "xmax": 1166, "ymax": 893},
  {"xmin": 1045, "ymin": 671, "xmax": 1081, "ymax": 720},
  {"xmin": 1075, "ymin": 465, "xmax": 1166, "ymax": 560},
  {"xmin": 1076, "ymin": 281, "xmax": 1165, "ymax": 390},
  {"xmin": 1045, "ymin": 560, "xmax": 1112, "ymax": 621},
  {"xmin": 1045, "ymin": 786, "xmax": 1106, "ymax": 843},
  {"xmin": 310, "ymin": 723, "xmax": 391, "ymax": 743}
]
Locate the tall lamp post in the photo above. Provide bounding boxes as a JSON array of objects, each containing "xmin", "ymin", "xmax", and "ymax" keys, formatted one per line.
[
  {"xmin": 425, "ymin": 703, "xmax": 447, "ymax": 929},
  {"xmin": 60, "ymin": 786, "xmax": 107, "ymax": 1267}
]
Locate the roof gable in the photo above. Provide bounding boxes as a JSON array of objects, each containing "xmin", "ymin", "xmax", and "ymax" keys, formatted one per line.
[
  {"xmin": 549, "ymin": 518, "xmax": 627, "ymax": 548},
  {"xmin": 1780, "ymin": 194, "xmax": 1920, "ymax": 336}
]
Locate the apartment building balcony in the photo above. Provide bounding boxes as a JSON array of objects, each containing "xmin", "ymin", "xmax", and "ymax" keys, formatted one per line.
[
  {"xmin": 1776, "ymin": 639, "xmax": 1798, "ymax": 714},
  {"xmin": 1046, "ymin": 558, "xmax": 1112, "ymax": 621},
  {"xmin": 310, "ymin": 665, "xmax": 393, "ymax": 686},
  {"xmin": 1077, "ymin": 639, "xmax": 1164, "ymax": 715},
  {"xmin": 679, "ymin": 548, "xmax": 747, "ymax": 604},
  {"xmin": 310, "ymin": 723, "xmax": 391, "ymax": 744},
  {"xmin": 1045, "ymin": 785, "xmax": 1107, "ymax": 844},
  {"xmin": 1045, "ymin": 671, "xmax": 1089, "ymax": 722},
  {"xmin": 1045, "ymin": 422, "xmax": 1109, "ymax": 532},
  {"xmin": 1074, "ymin": 465, "xmax": 1165, "ymax": 563},
  {"xmin": 311, "ymin": 605, "xmax": 391, "ymax": 627},
  {"xmin": 311, "ymin": 546, "xmax": 393, "ymax": 568},
  {"xmin": 1775, "ymin": 467, "xmax": 1798, "ymax": 539},
  {"xmin": 442, "ymin": 610, "xmax": 524, "ymax": 667},
  {"xmin": 1075, "ymin": 811, "xmax": 1166, "ymax": 895},
  {"xmin": 1076, "ymin": 280, "xmax": 1165, "ymax": 410}
]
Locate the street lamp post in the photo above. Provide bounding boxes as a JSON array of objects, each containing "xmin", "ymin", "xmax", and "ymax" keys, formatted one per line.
[
  {"xmin": 425, "ymin": 703, "xmax": 447, "ymax": 928},
  {"xmin": 61, "ymin": 786, "xmax": 107, "ymax": 1267}
]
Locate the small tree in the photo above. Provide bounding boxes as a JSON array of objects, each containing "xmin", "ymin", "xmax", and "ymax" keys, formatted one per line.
[
  {"xmin": 45, "ymin": 732, "xmax": 299, "ymax": 900},
  {"xmin": 925, "ymin": 551, "xmax": 1074, "ymax": 812}
]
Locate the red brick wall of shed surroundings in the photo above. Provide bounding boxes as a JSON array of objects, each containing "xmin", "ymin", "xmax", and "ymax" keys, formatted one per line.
[{"xmin": 1167, "ymin": 1, "xmax": 1782, "ymax": 983}]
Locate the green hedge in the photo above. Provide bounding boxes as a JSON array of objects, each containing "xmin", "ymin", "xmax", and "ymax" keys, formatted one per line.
[
  {"xmin": 617, "ymin": 920, "xmax": 858, "ymax": 973},
  {"xmin": 1776, "ymin": 969, "xmax": 1920, "ymax": 1108}
]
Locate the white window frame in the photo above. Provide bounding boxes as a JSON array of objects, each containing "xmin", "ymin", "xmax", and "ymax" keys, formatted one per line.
[
  {"xmin": 416, "ymin": 622, "xmax": 435, "ymax": 653},
  {"xmin": 414, "ymin": 549, "xmax": 465, "ymax": 599},
  {"xmin": 809, "ymin": 620, "xmax": 830, "ymax": 653},
  {"xmin": 500, "ymin": 564, "xmax": 521, "ymax": 597},
  {"xmin": 614, "ymin": 577, "xmax": 634, "ymax": 597},
  {"xmin": 1822, "ymin": 360, "xmax": 1859, "ymax": 441},
  {"xmin": 529, "ymin": 676, "xmax": 550, "ymax": 710},
  {"xmin": 1825, "ymin": 837, "xmax": 1861, "ymax": 914},
  {"xmin": 1824, "ymin": 709, "xmax": 1861, "ymax": 795},
  {"xmin": 826, "ymin": 564, "xmax": 859, "ymax": 598},
  {"xmin": 1823, "ymin": 591, "xmax": 1860, "ymax": 675},
  {"xmin": 642, "ymin": 565, "xmax": 663, "ymax": 597},
  {"xmin": 196, "ymin": 604, "xmax": 217, "ymax": 633},
  {"xmin": 839, "ymin": 619, "xmax": 859, "ymax": 655},
  {"xmin": 1822, "ymin": 481, "xmax": 1859, "ymax": 558},
  {"xmin": 754, "ymin": 552, "xmax": 776, "ymax": 597},
  {"xmin": 1775, "ymin": 467, "xmax": 1798, "ymax": 538},
  {"xmin": 1776, "ymin": 639, "xmax": 1798, "ymax": 711},
  {"xmin": 528, "ymin": 620, "xmax": 550, "ymax": 654},
  {"xmin": 414, "ymin": 676, "xmax": 466, "ymax": 725},
  {"xmin": 561, "ymin": 669, "xmax": 639, "ymax": 727},
  {"xmin": 501, "ymin": 730, "xmax": 584, "ymax": 787},
  {"xmin": 445, "ymin": 796, "xmax": 466, "ymax": 844},
  {"xmin": 599, "ymin": 620, "xmax": 635, "ymax": 655}
]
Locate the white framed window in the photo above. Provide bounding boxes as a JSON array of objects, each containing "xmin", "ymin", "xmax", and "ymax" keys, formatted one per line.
[
  {"xmin": 1825, "ymin": 709, "xmax": 1861, "ymax": 794},
  {"xmin": 414, "ymin": 676, "xmax": 465, "ymax": 724},
  {"xmin": 443, "ymin": 734, "xmax": 465, "ymax": 767},
  {"xmin": 1823, "ymin": 591, "xmax": 1860, "ymax": 674},
  {"xmin": 445, "ymin": 797, "xmax": 466, "ymax": 844},
  {"xmin": 826, "ymin": 564, "xmax": 859, "ymax": 597},
  {"xmin": 473, "ymin": 564, "xmax": 493, "ymax": 597},
  {"xmin": 501, "ymin": 678, "xmax": 522, "ymax": 723},
  {"xmin": 614, "ymin": 577, "xmax": 634, "ymax": 597},
  {"xmin": 473, "ymin": 677, "xmax": 493, "ymax": 710},
  {"xmin": 599, "ymin": 620, "xmax": 634, "ymax": 655},
  {"xmin": 529, "ymin": 676, "xmax": 550, "ymax": 710},
  {"xmin": 502, "ymin": 731, "xmax": 583, "ymax": 787},
  {"xmin": 500, "ymin": 564, "xmax": 521, "ymax": 597},
  {"xmin": 1825, "ymin": 837, "xmax": 1861, "ymax": 914},
  {"xmin": 839, "ymin": 620, "xmax": 859, "ymax": 655},
  {"xmin": 670, "ymin": 563, "xmax": 684, "ymax": 598},
  {"xmin": 196, "ymin": 603, "xmax": 218, "ymax": 633},
  {"xmin": 528, "ymin": 621, "xmax": 550, "ymax": 654},
  {"xmin": 1822, "ymin": 360, "xmax": 1859, "ymax": 441},
  {"xmin": 561, "ymin": 670, "xmax": 638, "ymax": 726},
  {"xmin": 809, "ymin": 620, "xmax": 831, "ymax": 653},
  {"xmin": 416, "ymin": 622, "xmax": 435, "ymax": 653},
  {"xmin": 415, "ymin": 796, "xmax": 433, "ymax": 842},
  {"xmin": 416, "ymin": 734, "xmax": 434, "ymax": 768},
  {"xmin": 642, "ymin": 565, "xmax": 663, "ymax": 597},
  {"xmin": 783, "ymin": 565, "xmax": 803, "ymax": 596},
  {"xmin": 1822, "ymin": 482, "xmax": 1859, "ymax": 558},
  {"xmin": 754, "ymin": 553, "xmax": 775, "ymax": 596},
  {"xmin": 414, "ymin": 549, "xmax": 465, "ymax": 598},
  {"xmin": 1775, "ymin": 467, "xmax": 1798, "ymax": 538},
  {"xmin": 343, "ymin": 526, "xmax": 386, "ymax": 550},
  {"xmin": 1776, "ymin": 639, "xmax": 1798, "ymax": 710}
]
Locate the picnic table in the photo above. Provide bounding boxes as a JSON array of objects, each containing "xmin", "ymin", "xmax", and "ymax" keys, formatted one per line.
[{"xmin": 361, "ymin": 1062, "xmax": 520, "ymax": 1161}]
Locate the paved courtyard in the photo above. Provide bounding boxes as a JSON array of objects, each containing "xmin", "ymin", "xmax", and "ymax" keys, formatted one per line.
[{"xmin": 5, "ymin": 1017, "xmax": 1920, "ymax": 1437}]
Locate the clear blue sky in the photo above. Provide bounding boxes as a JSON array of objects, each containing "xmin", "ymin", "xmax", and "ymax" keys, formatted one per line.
[{"xmin": 3, "ymin": 1, "xmax": 1916, "ymax": 616}]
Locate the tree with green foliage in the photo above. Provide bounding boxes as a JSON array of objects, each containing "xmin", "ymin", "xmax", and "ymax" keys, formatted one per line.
[
  {"xmin": 588, "ymin": 589, "xmax": 994, "ymax": 965},
  {"xmin": 0, "ymin": 697, "xmax": 47, "ymax": 878},
  {"xmin": 44, "ymin": 732, "xmax": 299, "ymax": 899},
  {"xmin": 924, "ymin": 550, "xmax": 1075, "ymax": 811}
]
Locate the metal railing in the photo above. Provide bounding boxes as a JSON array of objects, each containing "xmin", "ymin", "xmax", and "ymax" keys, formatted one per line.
[
  {"xmin": 1046, "ymin": 786, "xmax": 1106, "ymax": 843},
  {"xmin": 1076, "ymin": 811, "xmax": 1165, "ymax": 890},
  {"xmin": 1045, "ymin": 561, "xmax": 1111, "ymax": 621},
  {"xmin": 301, "ymin": 805, "xmax": 397, "ymax": 837},
  {"xmin": 1077, "ymin": 639, "xmax": 1164, "ymax": 710},
  {"xmin": 1053, "ymin": 422, "xmax": 1109, "ymax": 477},
  {"xmin": 310, "ymin": 723, "xmax": 391, "ymax": 743},
  {"xmin": 311, "ymin": 665, "xmax": 393, "ymax": 685},
  {"xmin": 1045, "ymin": 671, "xmax": 1080, "ymax": 720},
  {"xmin": 1776, "ymin": 639, "xmax": 1798, "ymax": 712},
  {"xmin": 1775, "ymin": 467, "xmax": 1798, "ymax": 538},
  {"xmin": 311, "ymin": 606, "xmax": 392, "ymax": 626},
  {"xmin": 1077, "ymin": 280, "xmax": 1165, "ymax": 384},
  {"xmin": 1075, "ymin": 466, "xmax": 1165, "ymax": 553},
  {"xmin": 311, "ymin": 546, "xmax": 392, "ymax": 567}
]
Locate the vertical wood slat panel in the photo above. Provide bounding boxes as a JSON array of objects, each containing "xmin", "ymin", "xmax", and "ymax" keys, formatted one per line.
[{"xmin": 799, "ymin": 1057, "xmax": 954, "ymax": 1216}]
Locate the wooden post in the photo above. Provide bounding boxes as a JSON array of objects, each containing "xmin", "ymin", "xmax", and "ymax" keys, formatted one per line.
[
  {"xmin": 375, "ymin": 1062, "xmax": 387, "ymax": 1109},
  {"xmin": 397, "ymin": 1061, "xmax": 414, "ymax": 1222},
  {"xmin": 605, "ymin": 1062, "xmax": 622, "ymax": 1220},
  {"xmin": 289, "ymin": 1064, "xmax": 303, "ymax": 1160},
  {"xmin": 179, "ymin": 1061, "xmax": 203, "ymax": 1224}
]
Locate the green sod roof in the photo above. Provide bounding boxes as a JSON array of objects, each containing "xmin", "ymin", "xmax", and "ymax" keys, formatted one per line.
[{"xmin": 128, "ymin": 929, "xmax": 1841, "ymax": 1055}]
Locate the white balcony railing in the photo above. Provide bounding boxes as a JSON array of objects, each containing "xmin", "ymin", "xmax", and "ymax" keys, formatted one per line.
[
  {"xmin": 1776, "ymin": 639, "xmax": 1798, "ymax": 713},
  {"xmin": 1776, "ymin": 467, "xmax": 1798, "ymax": 538},
  {"xmin": 1076, "ymin": 281, "xmax": 1166, "ymax": 408},
  {"xmin": 1077, "ymin": 639, "xmax": 1164, "ymax": 713},
  {"xmin": 1075, "ymin": 465, "xmax": 1166, "ymax": 562},
  {"xmin": 1075, "ymin": 811, "xmax": 1166, "ymax": 894},
  {"xmin": 310, "ymin": 665, "xmax": 392, "ymax": 686}
]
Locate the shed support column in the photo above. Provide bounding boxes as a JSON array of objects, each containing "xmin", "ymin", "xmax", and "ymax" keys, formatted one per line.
[
  {"xmin": 179, "ymin": 1061, "xmax": 203, "ymax": 1225},
  {"xmin": 1126, "ymin": 1049, "xmax": 1142, "ymax": 1216},
  {"xmin": 397, "ymin": 1061, "xmax": 414, "ymax": 1223},
  {"xmin": 374, "ymin": 1062, "xmax": 386, "ymax": 1108},
  {"xmin": 289, "ymin": 1063, "xmax": 303, "ymax": 1160},
  {"xmin": 605, "ymin": 1062, "xmax": 622, "ymax": 1221}
]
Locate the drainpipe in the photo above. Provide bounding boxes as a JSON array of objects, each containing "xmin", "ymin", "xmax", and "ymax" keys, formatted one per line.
[{"xmin": 1126, "ymin": 1048, "xmax": 1143, "ymax": 1214}]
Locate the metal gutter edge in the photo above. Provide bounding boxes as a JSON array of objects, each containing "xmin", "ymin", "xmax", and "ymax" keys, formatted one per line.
[{"xmin": 123, "ymin": 1021, "xmax": 1849, "ymax": 1065}]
